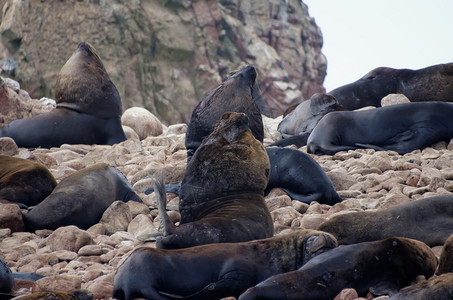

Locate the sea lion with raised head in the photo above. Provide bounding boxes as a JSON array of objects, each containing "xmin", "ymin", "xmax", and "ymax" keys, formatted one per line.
[
  {"xmin": 185, "ymin": 65, "xmax": 263, "ymax": 161},
  {"xmin": 155, "ymin": 112, "xmax": 273, "ymax": 249},
  {"xmin": 113, "ymin": 229, "xmax": 337, "ymax": 300},
  {"xmin": 0, "ymin": 155, "xmax": 57, "ymax": 207},
  {"xmin": 239, "ymin": 237, "xmax": 437, "ymax": 300},
  {"xmin": 328, "ymin": 62, "xmax": 453, "ymax": 110},
  {"xmin": 307, "ymin": 101, "xmax": 453, "ymax": 155},
  {"xmin": 23, "ymin": 163, "xmax": 141, "ymax": 231},
  {"xmin": 0, "ymin": 42, "xmax": 126, "ymax": 148},
  {"xmin": 318, "ymin": 194, "xmax": 453, "ymax": 247}
]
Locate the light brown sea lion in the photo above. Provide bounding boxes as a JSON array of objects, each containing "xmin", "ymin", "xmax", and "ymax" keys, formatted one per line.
[
  {"xmin": 437, "ymin": 234, "xmax": 453, "ymax": 275},
  {"xmin": 0, "ymin": 42, "xmax": 126, "ymax": 148},
  {"xmin": 113, "ymin": 229, "xmax": 338, "ymax": 300},
  {"xmin": 318, "ymin": 194, "xmax": 453, "ymax": 247},
  {"xmin": 23, "ymin": 163, "xmax": 141, "ymax": 231},
  {"xmin": 328, "ymin": 62, "xmax": 453, "ymax": 110},
  {"xmin": 155, "ymin": 112, "xmax": 273, "ymax": 249},
  {"xmin": 0, "ymin": 155, "xmax": 57, "ymax": 207},
  {"xmin": 239, "ymin": 237, "xmax": 437, "ymax": 300},
  {"xmin": 185, "ymin": 65, "xmax": 263, "ymax": 161}
]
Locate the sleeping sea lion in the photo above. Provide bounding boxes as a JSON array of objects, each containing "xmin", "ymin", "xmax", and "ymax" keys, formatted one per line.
[{"xmin": 113, "ymin": 229, "xmax": 337, "ymax": 300}]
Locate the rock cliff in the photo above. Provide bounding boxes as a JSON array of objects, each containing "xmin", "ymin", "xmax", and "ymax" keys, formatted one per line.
[{"xmin": 0, "ymin": 0, "xmax": 326, "ymax": 124}]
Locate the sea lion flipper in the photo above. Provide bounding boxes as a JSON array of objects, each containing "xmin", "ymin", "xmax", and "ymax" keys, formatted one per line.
[
  {"xmin": 310, "ymin": 93, "xmax": 340, "ymax": 115},
  {"xmin": 369, "ymin": 277, "xmax": 401, "ymax": 296},
  {"xmin": 152, "ymin": 173, "xmax": 177, "ymax": 236}
]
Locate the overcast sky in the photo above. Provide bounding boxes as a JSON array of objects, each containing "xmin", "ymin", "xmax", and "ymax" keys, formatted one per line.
[{"xmin": 303, "ymin": 0, "xmax": 453, "ymax": 92}]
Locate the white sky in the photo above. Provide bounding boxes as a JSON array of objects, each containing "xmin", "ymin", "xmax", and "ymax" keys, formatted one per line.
[{"xmin": 303, "ymin": 0, "xmax": 453, "ymax": 92}]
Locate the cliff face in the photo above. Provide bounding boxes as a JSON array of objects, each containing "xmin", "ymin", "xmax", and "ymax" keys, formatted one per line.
[{"xmin": 0, "ymin": 0, "xmax": 326, "ymax": 124}]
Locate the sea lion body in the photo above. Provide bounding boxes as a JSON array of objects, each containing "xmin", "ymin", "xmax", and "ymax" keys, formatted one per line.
[
  {"xmin": 113, "ymin": 229, "xmax": 338, "ymax": 300},
  {"xmin": 0, "ymin": 155, "xmax": 57, "ymax": 207},
  {"xmin": 0, "ymin": 258, "xmax": 13, "ymax": 294},
  {"xmin": 329, "ymin": 62, "xmax": 453, "ymax": 110},
  {"xmin": 156, "ymin": 112, "xmax": 273, "ymax": 249},
  {"xmin": 388, "ymin": 273, "xmax": 453, "ymax": 300},
  {"xmin": 23, "ymin": 163, "xmax": 141, "ymax": 231},
  {"xmin": 185, "ymin": 65, "xmax": 263, "ymax": 161},
  {"xmin": 274, "ymin": 93, "xmax": 345, "ymax": 147},
  {"xmin": 0, "ymin": 42, "xmax": 126, "ymax": 148},
  {"xmin": 437, "ymin": 234, "xmax": 453, "ymax": 275},
  {"xmin": 239, "ymin": 237, "xmax": 437, "ymax": 300},
  {"xmin": 265, "ymin": 147, "xmax": 341, "ymax": 204},
  {"xmin": 318, "ymin": 194, "xmax": 453, "ymax": 247},
  {"xmin": 307, "ymin": 101, "xmax": 453, "ymax": 155}
]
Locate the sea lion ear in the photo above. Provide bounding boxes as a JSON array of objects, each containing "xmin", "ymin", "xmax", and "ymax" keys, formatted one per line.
[{"xmin": 310, "ymin": 93, "xmax": 340, "ymax": 115}]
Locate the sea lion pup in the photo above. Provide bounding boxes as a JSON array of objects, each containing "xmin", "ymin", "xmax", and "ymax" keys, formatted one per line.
[
  {"xmin": 113, "ymin": 229, "xmax": 338, "ymax": 300},
  {"xmin": 273, "ymin": 93, "xmax": 345, "ymax": 148},
  {"xmin": 185, "ymin": 65, "xmax": 263, "ymax": 161},
  {"xmin": 155, "ymin": 112, "xmax": 273, "ymax": 249},
  {"xmin": 238, "ymin": 237, "xmax": 437, "ymax": 300},
  {"xmin": 265, "ymin": 147, "xmax": 341, "ymax": 205},
  {"xmin": 307, "ymin": 101, "xmax": 453, "ymax": 155},
  {"xmin": 0, "ymin": 42, "xmax": 126, "ymax": 148},
  {"xmin": 388, "ymin": 273, "xmax": 453, "ymax": 300},
  {"xmin": 23, "ymin": 163, "xmax": 141, "ymax": 231},
  {"xmin": 328, "ymin": 62, "xmax": 453, "ymax": 110},
  {"xmin": 0, "ymin": 155, "xmax": 57, "ymax": 207},
  {"xmin": 317, "ymin": 194, "xmax": 453, "ymax": 247}
]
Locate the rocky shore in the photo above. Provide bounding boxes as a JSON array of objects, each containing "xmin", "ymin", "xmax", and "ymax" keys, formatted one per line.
[{"xmin": 1, "ymin": 79, "xmax": 453, "ymax": 299}]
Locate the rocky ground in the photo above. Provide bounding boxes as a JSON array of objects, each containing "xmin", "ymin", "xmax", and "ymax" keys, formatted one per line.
[{"xmin": 1, "ymin": 85, "xmax": 453, "ymax": 299}]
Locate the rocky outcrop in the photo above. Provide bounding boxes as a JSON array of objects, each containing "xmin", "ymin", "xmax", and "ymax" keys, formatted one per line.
[{"xmin": 0, "ymin": 0, "xmax": 326, "ymax": 124}]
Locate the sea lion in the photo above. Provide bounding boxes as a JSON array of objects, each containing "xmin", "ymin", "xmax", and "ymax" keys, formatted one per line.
[
  {"xmin": 388, "ymin": 273, "xmax": 453, "ymax": 300},
  {"xmin": 0, "ymin": 155, "xmax": 57, "ymax": 207},
  {"xmin": 318, "ymin": 194, "xmax": 453, "ymax": 247},
  {"xmin": 273, "ymin": 93, "xmax": 345, "ymax": 147},
  {"xmin": 437, "ymin": 234, "xmax": 453, "ymax": 275},
  {"xmin": 113, "ymin": 229, "xmax": 338, "ymax": 300},
  {"xmin": 307, "ymin": 101, "xmax": 453, "ymax": 155},
  {"xmin": 265, "ymin": 147, "xmax": 341, "ymax": 205},
  {"xmin": 328, "ymin": 62, "xmax": 453, "ymax": 110},
  {"xmin": 0, "ymin": 258, "xmax": 13, "ymax": 294},
  {"xmin": 0, "ymin": 42, "xmax": 126, "ymax": 148},
  {"xmin": 238, "ymin": 237, "xmax": 437, "ymax": 300},
  {"xmin": 155, "ymin": 112, "xmax": 273, "ymax": 249},
  {"xmin": 23, "ymin": 163, "xmax": 141, "ymax": 231},
  {"xmin": 185, "ymin": 65, "xmax": 263, "ymax": 161}
]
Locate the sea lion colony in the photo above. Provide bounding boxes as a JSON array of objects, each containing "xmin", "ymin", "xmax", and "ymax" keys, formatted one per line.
[{"xmin": 0, "ymin": 45, "xmax": 451, "ymax": 299}]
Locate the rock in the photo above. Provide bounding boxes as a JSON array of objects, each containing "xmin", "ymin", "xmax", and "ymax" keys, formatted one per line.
[
  {"xmin": 35, "ymin": 274, "xmax": 82, "ymax": 292},
  {"xmin": 121, "ymin": 107, "xmax": 163, "ymax": 140},
  {"xmin": 0, "ymin": 204, "xmax": 24, "ymax": 232},
  {"xmin": 100, "ymin": 201, "xmax": 133, "ymax": 235},
  {"xmin": 380, "ymin": 93, "xmax": 411, "ymax": 106},
  {"xmin": 0, "ymin": 137, "xmax": 18, "ymax": 155},
  {"xmin": 334, "ymin": 288, "xmax": 359, "ymax": 300},
  {"xmin": 270, "ymin": 206, "xmax": 302, "ymax": 226},
  {"xmin": 46, "ymin": 226, "xmax": 94, "ymax": 252}
]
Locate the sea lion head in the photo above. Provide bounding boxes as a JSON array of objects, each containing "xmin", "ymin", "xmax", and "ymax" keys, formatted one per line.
[{"xmin": 55, "ymin": 42, "xmax": 122, "ymax": 118}]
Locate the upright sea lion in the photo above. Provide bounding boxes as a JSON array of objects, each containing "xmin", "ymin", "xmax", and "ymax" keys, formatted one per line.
[
  {"xmin": 23, "ymin": 163, "xmax": 141, "ymax": 231},
  {"xmin": 238, "ymin": 237, "xmax": 437, "ymax": 300},
  {"xmin": 155, "ymin": 112, "xmax": 273, "ymax": 249},
  {"xmin": 307, "ymin": 101, "xmax": 453, "ymax": 155},
  {"xmin": 0, "ymin": 155, "xmax": 57, "ymax": 207},
  {"xmin": 273, "ymin": 93, "xmax": 345, "ymax": 147},
  {"xmin": 328, "ymin": 62, "xmax": 453, "ymax": 110},
  {"xmin": 318, "ymin": 194, "xmax": 453, "ymax": 247},
  {"xmin": 113, "ymin": 229, "xmax": 338, "ymax": 300},
  {"xmin": 185, "ymin": 65, "xmax": 263, "ymax": 161},
  {"xmin": 265, "ymin": 147, "xmax": 341, "ymax": 205},
  {"xmin": 0, "ymin": 42, "xmax": 126, "ymax": 148}
]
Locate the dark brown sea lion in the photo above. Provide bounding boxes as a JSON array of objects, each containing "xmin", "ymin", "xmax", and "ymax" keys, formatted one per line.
[
  {"xmin": 318, "ymin": 194, "xmax": 453, "ymax": 247},
  {"xmin": 307, "ymin": 102, "xmax": 453, "ymax": 155},
  {"xmin": 185, "ymin": 65, "xmax": 263, "ymax": 161},
  {"xmin": 238, "ymin": 237, "xmax": 437, "ymax": 300},
  {"xmin": 113, "ymin": 229, "xmax": 338, "ymax": 300},
  {"xmin": 0, "ymin": 155, "xmax": 57, "ymax": 207},
  {"xmin": 155, "ymin": 112, "xmax": 273, "ymax": 249},
  {"xmin": 328, "ymin": 62, "xmax": 453, "ymax": 110},
  {"xmin": 0, "ymin": 42, "xmax": 126, "ymax": 148},
  {"xmin": 23, "ymin": 163, "xmax": 141, "ymax": 231},
  {"xmin": 437, "ymin": 234, "xmax": 453, "ymax": 275},
  {"xmin": 273, "ymin": 93, "xmax": 345, "ymax": 148},
  {"xmin": 388, "ymin": 273, "xmax": 453, "ymax": 300}
]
